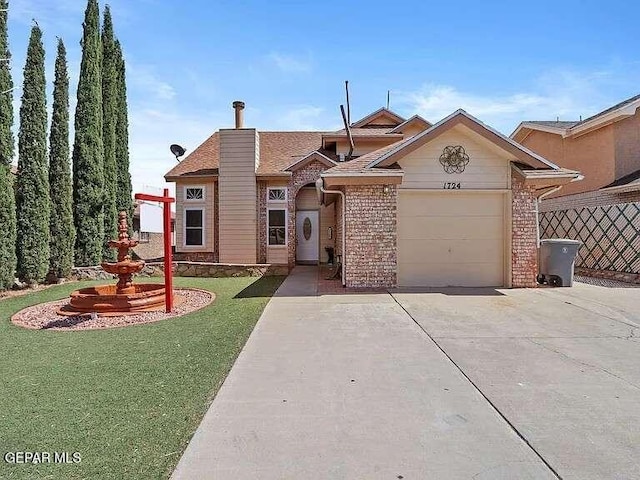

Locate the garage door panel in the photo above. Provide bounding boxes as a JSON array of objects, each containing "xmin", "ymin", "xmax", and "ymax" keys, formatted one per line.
[
  {"xmin": 398, "ymin": 262, "xmax": 503, "ymax": 287},
  {"xmin": 399, "ymin": 238, "xmax": 504, "ymax": 262},
  {"xmin": 397, "ymin": 217, "xmax": 503, "ymax": 240},
  {"xmin": 398, "ymin": 193, "xmax": 505, "ymax": 217},
  {"xmin": 398, "ymin": 191, "xmax": 507, "ymax": 287}
]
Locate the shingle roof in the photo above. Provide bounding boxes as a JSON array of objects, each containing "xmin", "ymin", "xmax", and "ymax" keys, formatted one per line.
[
  {"xmin": 525, "ymin": 120, "xmax": 579, "ymax": 129},
  {"xmin": 579, "ymin": 94, "xmax": 640, "ymax": 125},
  {"xmin": 326, "ymin": 127, "xmax": 398, "ymax": 137},
  {"xmin": 323, "ymin": 140, "xmax": 406, "ymax": 175},
  {"xmin": 602, "ymin": 168, "xmax": 640, "ymax": 189},
  {"xmin": 165, "ymin": 131, "xmax": 324, "ymax": 178}
]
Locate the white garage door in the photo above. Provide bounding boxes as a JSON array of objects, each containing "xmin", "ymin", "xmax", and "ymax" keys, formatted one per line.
[{"xmin": 398, "ymin": 191, "xmax": 507, "ymax": 287}]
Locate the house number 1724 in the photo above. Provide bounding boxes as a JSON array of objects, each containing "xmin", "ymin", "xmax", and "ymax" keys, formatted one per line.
[{"xmin": 443, "ymin": 182, "xmax": 461, "ymax": 189}]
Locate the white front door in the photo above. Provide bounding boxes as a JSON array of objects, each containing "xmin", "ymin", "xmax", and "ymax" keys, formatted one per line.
[{"xmin": 296, "ymin": 210, "xmax": 319, "ymax": 263}]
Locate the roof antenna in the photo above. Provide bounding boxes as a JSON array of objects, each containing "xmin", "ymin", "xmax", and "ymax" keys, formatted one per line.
[
  {"xmin": 340, "ymin": 105, "xmax": 354, "ymax": 162},
  {"xmin": 387, "ymin": 90, "xmax": 390, "ymax": 110},
  {"xmin": 345, "ymin": 80, "xmax": 351, "ymax": 125}
]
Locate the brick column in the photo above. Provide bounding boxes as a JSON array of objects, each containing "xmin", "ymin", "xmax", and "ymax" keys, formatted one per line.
[
  {"xmin": 511, "ymin": 173, "xmax": 538, "ymax": 287},
  {"xmin": 344, "ymin": 184, "xmax": 397, "ymax": 288}
]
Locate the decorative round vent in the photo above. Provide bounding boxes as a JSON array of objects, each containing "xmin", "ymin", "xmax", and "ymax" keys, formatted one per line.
[
  {"xmin": 439, "ymin": 145, "xmax": 470, "ymax": 174},
  {"xmin": 303, "ymin": 217, "xmax": 312, "ymax": 240}
]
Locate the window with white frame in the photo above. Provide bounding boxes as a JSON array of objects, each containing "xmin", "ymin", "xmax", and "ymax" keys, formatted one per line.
[
  {"xmin": 268, "ymin": 187, "xmax": 287, "ymax": 202},
  {"xmin": 184, "ymin": 208, "xmax": 204, "ymax": 246},
  {"xmin": 268, "ymin": 209, "xmax": 286, "ymax": 246},
  {"xmin": 185, "ymin": 186, "xmax": 204, "ymax": 202}
]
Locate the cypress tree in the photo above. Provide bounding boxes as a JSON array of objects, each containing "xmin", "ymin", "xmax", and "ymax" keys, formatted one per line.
[
  {"xmin": 16, "ymin": 24, "xmax": 49, "ymax": 284},
  {"xmin": 0, "ymin": 0, "xmax": 16, "ymax": 290},
  {"xmin": 73, "ymin": 0, "xmax": 104, "ymax": 266},
  {"xmin": 49, "ymin": 38, "xmax": 74, "ymax": 278},
  {"xmin": 114, "ymin": 39, "xmax": 132, "ymax": 229},
  {"xmin": 101, "ymin": 6, "xmax": 117, "ymax": 260}
]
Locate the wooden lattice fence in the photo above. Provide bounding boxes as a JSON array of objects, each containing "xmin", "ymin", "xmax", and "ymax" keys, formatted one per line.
[{"xmin": 539, "ymin": 202, "xmax": 640, "ymax": 274}]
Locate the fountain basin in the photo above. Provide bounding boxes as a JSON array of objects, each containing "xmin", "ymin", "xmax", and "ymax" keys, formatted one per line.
[
  {"xmin": 101, "ymin": 260, "xmax": 145, "ymax": 275},
  {"xmin": 59, "ymin": 284, "xmax": 169, "ymax": 316}
]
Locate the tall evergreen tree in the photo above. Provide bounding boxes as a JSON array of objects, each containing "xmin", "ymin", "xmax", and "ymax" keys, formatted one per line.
[
  {"xmin": 16, "ymin": 25, "xmax": 49, "ymax": 284},
  {"xmin": 0, "ymin": 0, "xmax": 16, "ymax": 290},
  {"xmin": 73, "ymin": 0, "xmax": 104, "ymax": 266},
  {"xmin": 114, "ymin": 39, "xmax": 132, "ymax": 229},
  {"xmin": 101, "ymin": 6, "xmax": 117, "ymax": 260},
  {"xmin": 49, "ymin": 38, "xmax": 74, "ymax": 278}
]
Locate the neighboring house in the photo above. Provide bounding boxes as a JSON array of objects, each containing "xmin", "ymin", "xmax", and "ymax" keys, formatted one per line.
[
  {"xmin": 132, "ymin": 199, "xmax": 175, "ymax": 260},
  {"xmin": 164, "ymin": 101, "xmax": 580, "ymax": 288},
  {"xmin": 512, "ymin": 95, "xmax": 640, "ymax": 282},
  {"xmin": 511, "ymin": 94, "xmax": 640, "ymax": 209}
]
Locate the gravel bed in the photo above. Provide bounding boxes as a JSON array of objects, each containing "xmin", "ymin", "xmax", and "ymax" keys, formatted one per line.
[{"xmin": 11, "ymin": 288, "xmax": 214, "ymax": 331}]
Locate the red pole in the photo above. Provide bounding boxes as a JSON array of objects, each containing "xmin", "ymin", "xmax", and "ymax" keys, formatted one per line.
[{"xmin": 163, "ymin": 188, "xmax": 173, "ymax": 313}]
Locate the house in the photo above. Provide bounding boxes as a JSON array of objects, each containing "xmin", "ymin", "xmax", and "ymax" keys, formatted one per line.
[
  {"xmin": 512, "ymin": 95, "xmax": 640, "ymax": 283},
  {"xmin": 131, "ymin": 199, "xmax": 176, "ymax": 260},
  {"xmin": 164, "ymin": 101, "xmax": 581, "ymax": 288},
  {"xmin": 511, "ymin": 94, "xmax": 640, "ymax": 210}
]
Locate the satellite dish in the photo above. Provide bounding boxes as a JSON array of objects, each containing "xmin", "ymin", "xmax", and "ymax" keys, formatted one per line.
[{"xmin": 170, "ymin": 144, "xmax": 186, "ymax": 162}]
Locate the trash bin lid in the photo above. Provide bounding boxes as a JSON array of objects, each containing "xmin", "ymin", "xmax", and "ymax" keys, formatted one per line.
[{"xmin": 540, "ymin": 238, "xmax": 582, "ymax": 245}]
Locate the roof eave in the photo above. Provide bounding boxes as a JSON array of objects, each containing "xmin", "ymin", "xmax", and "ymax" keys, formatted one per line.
[{"xmin": 568, "ymin": 100, "xmax": 640, "ymax": 138}]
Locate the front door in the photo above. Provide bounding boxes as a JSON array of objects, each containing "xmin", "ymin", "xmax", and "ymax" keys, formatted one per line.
[{"xmin": 296, "ymin": 210, "xmax": 319, "ymax": 263}]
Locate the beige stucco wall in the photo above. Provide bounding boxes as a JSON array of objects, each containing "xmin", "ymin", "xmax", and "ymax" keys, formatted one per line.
[
  {"xmin": 614, "ymin": 113, "xmax": 640, "ymax": 180},
  {"xmin": 218, "ymin": 128, "xmax": 259, "ymax": 263},
  {"xmin": 519, "ymin": 126, "xmax": 616, "ymax": 198},
  {"xmin": 174, "ymin": 180, "xmax": 215, "ymax": 254}
]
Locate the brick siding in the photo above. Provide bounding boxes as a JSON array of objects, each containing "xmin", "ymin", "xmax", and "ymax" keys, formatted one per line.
[
  {"xmin": 287, "ymin": 160, "xmax": 330, "ymax": 267},
  {"xmin": 511, "ymin": 173, "xmax": 538, "ymax": 287},
  {"xmin": 344, "ymin": 184, "xmax": 397, "ymax": 288}
]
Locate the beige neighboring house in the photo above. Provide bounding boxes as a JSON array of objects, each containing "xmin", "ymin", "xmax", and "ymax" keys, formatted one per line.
[
  {"xmin": 164, "ymin": 101, "xmax": 580, "ymax": 289},
  {"xmin": 511, "ymin": 94, "xmax": 640, "ymax": 210}
]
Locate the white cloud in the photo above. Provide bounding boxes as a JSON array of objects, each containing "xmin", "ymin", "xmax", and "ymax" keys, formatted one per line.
[
  {"xmin": 126, "ymin": 61, "xmax": 176, "ymax": 101},
  {"xmin": 398, "ymin": 69, "xmax": 620, "ymax": 134},
  {"xmin": 266, "ymin": 52, "xmax": 312, "ymax": 74},
  {"xmin": 273, "ymin": 105, "xmax": 324, "ymax": 130}
]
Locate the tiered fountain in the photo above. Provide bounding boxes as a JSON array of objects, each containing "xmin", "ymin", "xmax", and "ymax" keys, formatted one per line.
[{"xmin": 59, "ymin": 211, "xmax": 168, "ymax": 316}]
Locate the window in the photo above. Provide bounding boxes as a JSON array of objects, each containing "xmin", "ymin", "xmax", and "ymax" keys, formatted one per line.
[
  {"xmin": 185, "ymin": 186, "xmax": 204, "ymax": 202},
  {"xmin": 139, "ymin": 231, "xmax": 150, "ymax": 243},
  {"xmin": 184, "ymin": 208, "xmax": 204, "ymax": 246},
  {"xmin": 268, "ymin": 209, "xmax": 286, "ymax": 246},
  {"xmin": 268, "ymin": 187, "xmax": 287, "ymax": 202}
]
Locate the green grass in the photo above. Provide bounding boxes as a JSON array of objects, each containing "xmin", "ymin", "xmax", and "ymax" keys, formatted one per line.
[{"xmin": 0, "ymin": 276, "xmax": 284, "ymax": 479}]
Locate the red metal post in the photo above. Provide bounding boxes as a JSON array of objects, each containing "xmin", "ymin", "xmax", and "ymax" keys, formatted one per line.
[
  {"xmin": 162, "ymin": 189, "xmax": 173, "ymax": 312},
  {"xmin": 134, "ymin": 190, "xmax": 175, "ymax": 313}
]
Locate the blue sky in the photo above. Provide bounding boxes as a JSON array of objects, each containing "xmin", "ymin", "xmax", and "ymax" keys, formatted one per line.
[{"xmin": 7, "ymin": 0, "xmax": 640, "ymax": 194}]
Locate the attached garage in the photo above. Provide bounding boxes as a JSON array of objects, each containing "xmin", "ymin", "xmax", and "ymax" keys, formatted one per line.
[{"xmin": 397, "ymin": 190, "xmax": 509, "ymax": 287}]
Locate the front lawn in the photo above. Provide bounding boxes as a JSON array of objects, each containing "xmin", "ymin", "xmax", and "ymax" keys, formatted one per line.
[{"xmin": 0, "ymin": 276, "xmax": 284, "ymax": 479}]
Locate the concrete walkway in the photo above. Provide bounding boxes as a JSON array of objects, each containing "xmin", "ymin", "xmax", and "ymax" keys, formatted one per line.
[{"xmin": 171, "ymin": 267, "xmax": 556, "ymax": 479}]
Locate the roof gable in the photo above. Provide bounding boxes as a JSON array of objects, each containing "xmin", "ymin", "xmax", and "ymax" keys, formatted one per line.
[
  {"xmin": 368, "ymin": 109, "xmax": 559, "ymax": 170},
  {"xmin": 351, "ymin": 108, "xmax": 405, "ymax": 128},
  {"xmin": 388, "ymin": 115, "xmax": 432, "ymax": 134},
  {"xmin": 285, "ymin": 151, "xmax": 337, "ymax": 171}
]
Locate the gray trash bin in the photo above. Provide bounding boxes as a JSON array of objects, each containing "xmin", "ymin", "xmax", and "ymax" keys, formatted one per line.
[{"xmin": 538, "ymin": 239, "xmax": 582, "ymax": 287}]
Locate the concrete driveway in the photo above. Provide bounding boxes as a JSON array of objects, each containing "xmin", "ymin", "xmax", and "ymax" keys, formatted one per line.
[
  {"xmin": 393, "ymin": 281, "xmax": 640, "ymax": 480},
  {"xmin": 172, "ymin": 269, "xmax": 639, "ymax": 480}
]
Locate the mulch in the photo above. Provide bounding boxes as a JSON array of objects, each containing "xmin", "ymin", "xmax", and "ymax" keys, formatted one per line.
[{"xmin": 10, "ymin": 288, "xmax": 214, "ymax": 331}]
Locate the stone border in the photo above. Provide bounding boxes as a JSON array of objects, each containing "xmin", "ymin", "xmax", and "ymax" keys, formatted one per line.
[
  {"xmin": 10, "ymin": 288, "xmax": 215, "ymax": 331},
  {"xmin": 574, "ymin": 267, "xmax": 640, "ymax": 285},
  {"xmin": 71, "ymin": 262, "xmax": 290, "ymax": 281}
]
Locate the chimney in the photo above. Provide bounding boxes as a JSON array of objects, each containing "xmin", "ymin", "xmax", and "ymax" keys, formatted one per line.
[{"xmin": 233, "ymin": 100, "xmax": 245, "ymax": 129}]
